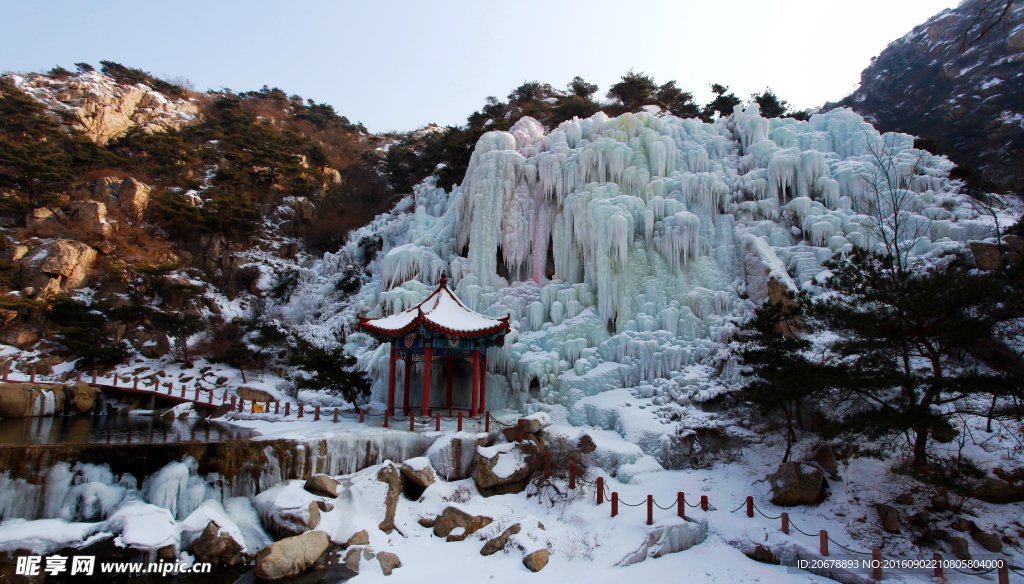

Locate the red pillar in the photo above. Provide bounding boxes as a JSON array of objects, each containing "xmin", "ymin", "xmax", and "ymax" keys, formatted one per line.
[
  {"xmin": 445, "ymin": 357, "xmax": 453, "ymax": 410},
  {"xmin": 435, "ymin": 412, "xmax": 441, "ymax": 431},
  {"xmin": 647, "ymin": 495, "xmax": 653, "ymax": 525},
  {"xmin": 819, "ymin": 530, "xmax": 828, "ymax": 556},
  {"xmin": 933, "ymin": 553, "xmax": 942, "ymax": 579},
  {"xmin": 470, "ymin": 348, "xmax": 480, "ymax": 416},
  {"xmin": 457, "ymin": 411, "xmax": 462, "ymax": 432},
  {"xmin": 480, "ymin": 353, "xmax": 487, "ymax": 413},
  {"xmin": 387, "ymin": 347, "xmax": 397, "ymax": 414},
  {"xmin": 700, "ymin": 495, "xmax": 708, "ymax": 511},
  {"xmin": 421, "ymin": 345, "xmax": 432, "ymax": 416},
  {"xmin": 569, "ymin": 462, "xmax": 576, "ymax": 489},
  {"xmin": 781, "ymin": 512, "xmax": 789, "ymax": 534},
  {"xmin": 746, "ymin": 496, "xmax": 754, "ymax": 518},
  {"xmin": 872, "ymin": 549, "xmax": 882, "ymax": 581},
  {"xmin": 612, "ymin": 492, "xmax": 618, "ymax": 517},
  {"xmin": 597, "ymin": 477, "xmax": 604, "ymax": 504},
  {"xmin": 678, "ymin": 492, "xmax": 684, "ymax": 518},
  {"xmin": 403, "ymin": 357, "xmax": 412, "ymax": 414}
]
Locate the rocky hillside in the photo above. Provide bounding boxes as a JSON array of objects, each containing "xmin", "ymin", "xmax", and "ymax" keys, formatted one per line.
[
  {"xmin": 0, "ymin": 64, "xmax": 395, "ymax": 399},
  {"xmin": 830, "ymin": 0, "xmax": 1024, "ymax": 194}
]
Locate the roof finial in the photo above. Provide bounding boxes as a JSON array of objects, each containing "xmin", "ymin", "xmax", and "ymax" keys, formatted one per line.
[{"xmin": 439, "ymin": 271, "xmax": 448, "ymax": 287}]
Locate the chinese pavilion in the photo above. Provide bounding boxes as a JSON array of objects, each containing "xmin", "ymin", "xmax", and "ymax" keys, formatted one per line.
[{"xmin": 358, "ymin": 273, "xmax": 510, "ymax": 417}]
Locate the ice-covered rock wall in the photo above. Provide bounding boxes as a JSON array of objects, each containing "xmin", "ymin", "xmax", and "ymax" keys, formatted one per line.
[{"xmin": 282, "ymin": 104, "xmax": 990, "ymax": 417}]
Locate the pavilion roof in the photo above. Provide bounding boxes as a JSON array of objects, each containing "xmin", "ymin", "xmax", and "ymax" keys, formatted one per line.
[{"xmin": 358, "ymin": 273, "xmax": 510, "ymax": 339}]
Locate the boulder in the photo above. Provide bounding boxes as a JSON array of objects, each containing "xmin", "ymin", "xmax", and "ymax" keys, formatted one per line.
[
  {"xmin": 0, "ymin": 383, "xmax": 65, "ymax": 417},
  {"xmin": 344, "ymin": 548, "xmax": 363, "ymax": 573},
  {"xmin": 191, "ymin": 521, "xmax": 247, "ymax": 567},
  {"xmin": 70, "ymin": 380, "xmax": 101, "ymax": 414},
  {"xmin": 140, "ymin": 333, "xmax": 171, "ymax": 358},
  {"xmin": 417, "ymin": 517, "xmax": 435, "ymax": 528},
  {"xmin": 520, "ymin": 412, "xmax": 551, "ymax": 434},
  {"xmin": 767, "ymin": 462, "xmax": 826, "ymax": 506},
  {"xmin": 971, "ymin": 531, "xmax": 1002, "ymax": 553},
  {"xmin": 947, "ymin": 536, "xmax": 971, "ymax": 561},
  {"xmin": 94, "ymin": 176, "xmax": 121, "ymax": 201},
  {"xmin": 432, "ymin": 507, "xmax": 492, "ymax": 541},
  {"xmin": 970, "ymin": 241, "xmax": 1004, "ymax": 271},
  {"xmin": 1008, "ymin": 27, "xmax": 1024, "ymax": 50},
  {"xmin": 254, "ymin": 531, "xmax": 329, "ymax": 581},
  {"xmin": 523, "ymin": 549, "xmax": 549, "ymax": 572},
  {"xmin": 118, "ymin": 178, "xmax": 151, "ymax": 220},
  {"xmin": 399, "ymin": 458, "xmax": 436, "ymax": 491},
  {"xmin": 876, "ymin": 504, "xmax": 900, "ymax": 533},
  {"xmin": 304, "ymin": 474, "xmax": 341, "ymax": 498},
  {"xmin": 474, "ymin": 442, "xmax": 537, "ymax": 492},
  {"xmin": 1, "ymin": 245, "xmax": 28, "ymax": 262},
  {"xmin": 575, "ymin": 432, "xmax": 597, "ymax": 454},
  {"xmin": 345, "ymin": 530, "xmax": 369, "ymax": 547},
  {"xmin": 0, "ymin": 327, "xmax": 39, "ymax": 348},
  {"xmin": 808, "ymin": 444, "xmax": 839, "ymax": 479},
  {"xmin": 376, "ymin": 551, "xmax": 401, "ymax": 576},
  {"xmin": 236, "ymin": 386, "xmax": 274, "ymax": 403},
  {"xmin": 480, "ymin": 523, "xmax": 520, "ymax": 556},
  {"xmin": 67, "ymin": 201, "xmax": 112, "ymax": 238},
  {"xmin": 910, "ymin": 511, "xmax": 931, "ymax": 528},
  {"xmin": 426, "ymin": 433, "xmax": 484, "ymax": 481},
  {"xmin": 376, "ymin": 464, "xmax": 402, "ymax": 533},
  {"xmin": 0, "ymin": 385, "xmax": 33, "ymax": 417},
  {"xmin": 26, "ymin": 207, "xmax": 65, "ymax": 233},
  {"xmin": 38, "ymin": 240, "xmax": 98, "ymax": 289},
  {"xmin": 972, "ymin": 478, "xmax": 1024, "ymax": 504}
]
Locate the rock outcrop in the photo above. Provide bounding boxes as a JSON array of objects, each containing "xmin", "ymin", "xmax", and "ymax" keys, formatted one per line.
[
  {"xmin": 875, "ymin": 504, "xmax": 900, "ymax": 533},
  {"xmin": 5, "ymin": 71, "xmax": 199, "ymax": 145},
  {"xmin": 474, "ymin": 442, "xmax": 538, "ymax": 495},
  {"xmin": 377, "ymin": 464, "xmax": 402, "ymax": 533},
  {"xmin": 118, "ymin": 178, "xmax": 151, "ymax": 220},
  {"xmin": 254, "ymin": 531, "xmax": 329, "ymax": 580},
  {"xmin": 0, "ymin": 383, "xmax": 66, "ymax": 417}
]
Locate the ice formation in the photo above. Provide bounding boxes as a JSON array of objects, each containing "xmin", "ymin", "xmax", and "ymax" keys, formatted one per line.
[{"xmin": 282, "ymin": 103, "xmax": 987, "ymax": 427}]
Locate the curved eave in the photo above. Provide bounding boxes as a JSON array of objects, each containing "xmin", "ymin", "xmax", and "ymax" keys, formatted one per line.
[{"xmin": 358, "ymin": 313, "xmax": 510, "ymax": 341}]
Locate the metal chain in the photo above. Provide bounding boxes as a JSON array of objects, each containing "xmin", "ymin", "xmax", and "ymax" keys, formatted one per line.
[
  {"xmin": 789, "ymin": 523, "xmax": 818, "ymax": 538},
  {"xmin": 729, "ymin": 502, "xmax": 746, "ymax": 513},
  {"xmin": 827, "ymin": 536, "xmax": 871, "ymax": 556},
  {"xmin": 619, "ymin": 500, "xmax": 646, "ymax": 507},
  {"xmin": 752, "ymin": 503, "xmax": 782, "ymax": 520},
  {"xmin": 953, "ymin": 567, "xmax": 998, "ymax": 575},
  {"xmin": 654, "ymin": 500, "xmax": 677, "ymax": 510}
]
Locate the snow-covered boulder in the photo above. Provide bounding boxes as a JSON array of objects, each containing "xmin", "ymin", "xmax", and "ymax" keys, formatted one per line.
[
  {"xmin": 253, "ymin": 481, "xmax": 320, "ymax": 538},
  {"xmin": 767, "ymin": 462, "xmax": 826, "ymax": 506},
  {"xmin": 304, "ymin": 474, "xmax": 341, "ymax": 498},
  {"xmin": 399, "ymin": 457, "xmax": 436, "ymax": 492},
  {"xmin": 474, "ymin": 443, "xmax": 537, "ymax": 494},
  {"xmin": 425, "ymin": 432, "xmax": 488, "ymax": 481},
  {"xmin": 254, "ymin": 530, "xmax": 329, "ymax": 581}
]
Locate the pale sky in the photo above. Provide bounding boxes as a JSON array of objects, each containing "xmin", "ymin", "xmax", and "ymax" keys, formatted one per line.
[{"xmin": 1, "ymin": 0, "xmax": 956, "ymax": 133}]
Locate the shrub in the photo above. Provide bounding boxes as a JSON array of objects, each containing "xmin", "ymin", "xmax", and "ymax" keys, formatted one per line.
[
  {"xmin": 74, "ymin": 63, "xmax": 94, "ymax": 73},
  {"xmin": 289, "ymin": 339, "xmax": 370, "ymax": 404}
]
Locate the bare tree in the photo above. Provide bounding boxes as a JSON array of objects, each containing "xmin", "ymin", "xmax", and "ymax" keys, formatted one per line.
[
  {"xmin": 855, "ymin": 130, "xmax": 931, "ymax": 275},
  {"xmin": 962, "ymin": 0, "xmax": 1018, "ymax": 50}
]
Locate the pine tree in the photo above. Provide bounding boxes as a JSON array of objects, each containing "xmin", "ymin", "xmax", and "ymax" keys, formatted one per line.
[{"xmin": 738, "ymin": 301, "xmax": 832, "ymax": 461}]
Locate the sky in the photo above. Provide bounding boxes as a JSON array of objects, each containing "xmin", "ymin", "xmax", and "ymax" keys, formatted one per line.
[{"xmin": 1, "ymin": 0, "xmax": 957, "ymax": 133}]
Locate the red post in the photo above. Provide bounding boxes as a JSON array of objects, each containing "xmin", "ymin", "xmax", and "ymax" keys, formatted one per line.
[
  {"xmin": 435, "ymin": 412, "xmax": 440, "ymax": 431},
  {"xmin": 410, "ymin": 413, "xmax": 416, "ymax": 432},
  {"xmin": 231, "ymin": 395, "xmax": 237, "ymax": 410},
  {"xmin": 181, "ymin": 385, "xmax": 186, "ymax": 397},
  {"xmin": 403, "ymin": 357, "xmax": 412, "ymax": 413},
  {"xmin": 314, "ymin": 405, "xmax": 320, "ymax": 421},
  {"xmin": 998, "ymin": 560, "xmax": 1009, "ymax": 584},
  {"xmin": 2, "ymin": 361, "xmax": 8, "ymax": 381},
  {"xmin": 480, "ymin": 354, "xmax": 487, "ymax": 412},
  {"xmin": 569, "ymin": 462, "xmax": 576, "ymax": 489},
  {"xmin": 359, "ymin": 408, "xmax": 365, "ymax": 423},
  {"xmin": 746, "ymin": 495, "xmax": 754, "ymax": 518},
  {"xmin": 383, "ymin": 411, "xmax": 389, "ymax": 428},
  {"xmin": 421, "ymin": 345, "xmax": 432, "ymax": 416},
  {"xmin": 700, "ymin": 495, "xmax": 708, "ymax": 511},
  {"xmin": 611, "ymin": 492, "xmax": 618, "ymax": 517},
  {"xmin": 285, "ymin": 401, "xmax": 290, "ymax": 416},
  {"xmin": 485, "ymin": 411, "xmax": 490, "ymax": 432},
  {"xmin": 251, "ymin": 401, "xmax": 256, "ymax": 414},
  {"xmin": 333, "ymin": 408, "xmax": 338, "ymax": 423},
  {"xmin": 647, "ymin": 495, "xmax": 653, "ymax": 525},
  {"xmin": 470, "ymin": 348, "xmax": 480, "ymax": 416},
  {"xmin": 457, "ymin": 411, "xmax": 463, "ymax": 432},
  {"xmin": 544, "ymin": 452, "xmax": 551, "ymax": 478},
  {"xmin": 933, "ymin": 553, "xmax": 942, "ymax": 579},
  {"xmin": 781, "ymin": 512, "xmax": 789, "ymax": 534},
  {"xmin": 678, "ymin": 492, "xmax": 685, "ymax": 518},
  {"xmin": 517, "ymin": 419, "xmax": 524, "ymax": 443},
  {"xmin": 298, "ymin": 403, "xmax": 303, "ymax": 418},
  {"xmin": 76, "ymin": 371, "xmax": 81, "ymax": 383},
  {"xmin": 872, "ymin": 549, "xmax": 882, "ymax": 581},
  {"xmin": 133, "ymin": 377, "xmax": 138, "ymax": 390},
  {"xmin": 445, "ymin": 357, "xmax": 453, "ymax": 410},
  {"xmin": 238, "ymin": 398, "xmax": 244, "ymax": 412},
  {"xmin": 275, "ymin": 401, "xmax": 280, "ymax": 415},
  {"xmin": 30, "ymin": 366, "xmax": 35, "ymax": 383},
  {"xmin": 819, "ymin": 530, "xmax": 828, "ymax": 556},
  {"xmin": 92, "ymin": 369, "xmax": 97, "ymax": 384},
  {"xmin": 387, "ymin": 346, "xmax": 397, "ymax": 415},
  {"xmin": 597, "ymin": 477, "xmax": 604, "ymax": 504}
]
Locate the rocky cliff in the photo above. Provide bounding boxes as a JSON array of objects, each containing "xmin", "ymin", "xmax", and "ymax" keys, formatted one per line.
[{"xmin": 830, "ymin": 0, "xmax": 1024, "ymax": 192}]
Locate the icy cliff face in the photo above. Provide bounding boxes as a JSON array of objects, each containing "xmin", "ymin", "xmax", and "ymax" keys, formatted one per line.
[{"xmin": 283, "ymin": 103, "xmax": 991, "ymax": 416}]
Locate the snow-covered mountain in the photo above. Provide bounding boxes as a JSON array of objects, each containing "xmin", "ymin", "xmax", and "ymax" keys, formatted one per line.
[{"xmin": 831, "ymin": 0, "xmax": 1024, "ymax": 191}]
